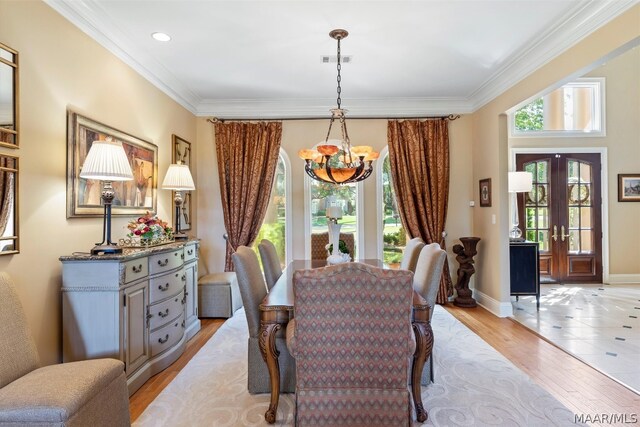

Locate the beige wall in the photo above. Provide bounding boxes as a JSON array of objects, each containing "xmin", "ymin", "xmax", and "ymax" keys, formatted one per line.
[
  {"xmin": 0, "ymin": 1, "xmax": 197, "ymax": 364},
  {"xmin": 197, "ymin": 116, "xmax": 474, "ymax": 285},
  {"xmin": 510, "ymin": 46, "xmax": 640, "ymax": 278},
  {"xmin": 470, "ymin": 5, "xmax": 640, "ymax": 313}
]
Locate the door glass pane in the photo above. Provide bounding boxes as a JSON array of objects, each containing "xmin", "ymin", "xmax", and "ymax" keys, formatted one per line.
[
  {"xmin": 568, "ymin": 230, "xmax": 580, "ymax": 252},
  {"xmin": 526, "ymin": 230, "xmax": 536, "ymax": 242},
  {"xmin": 537, "ymin": 184, "xmax": 548, "ymax": 205},
  {"xmin": 580, "ymin": 163, "xmax": 592, "ymax": 183},
  {"xmin": 580, "ymin": 184, "xmax": 591, "ymax": 205},
  {"xmin": 569, "ymin": 207, "xmax": 580, "ymax": 228},
  {"xmin": 537, "ymin": 161, "xmax": 548, "ymax": 183},
  {"xmin": 580, "ymin": 230, "xmax": 593, "ymax": 252},
  {"xmin": 568, "ymin": 184, "xmax": 590, "ymax": 205},
  {"xmin": 537, "ymin": 230, "xmax": 549, "ymax": 251},
  {"xmin": 525, "ymin": 162, "xmax": 536, "ymax": 175},
  {"xmin": 580, "ymin": 207, "xmax": 592, "ymax": 228},
  {"xmin": 538, "ymin": 207, "xmax": 549, "ymax": 229},
  {"xmin": 525, "ymin": 207, "xmax": 536, "ymax": 228},
  {"xmin": 568, "ymin": 160, "xmax": 579, "ymax": 183}
]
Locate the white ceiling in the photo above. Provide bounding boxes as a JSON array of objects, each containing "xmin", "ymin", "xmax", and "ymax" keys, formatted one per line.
[{"xmin": 46, "ymin": 0, "xmax": 637, "ymax": 118}]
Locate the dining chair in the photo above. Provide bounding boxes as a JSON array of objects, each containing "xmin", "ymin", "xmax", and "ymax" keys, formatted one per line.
[
  {"xmin": 258, "ymin": 239, "xmax": 282, "ymax": 291},
  {"xmin": 310, "ymin": 232, "xmax": 355, "ymax": 260},
  {"xmin": 413, "ymin": 243, "xmax": 447, "ymax": 385},
  {"xmin": 232, "ymin": 246, "xmax": 296, "ymax": 394},
  {"xmin": 399, "ymin": 237, "xmax": 425, "ymax": 272},
  {"xmin": 287, "ymin": 262, "xmax": 415, "ymax": 426}
]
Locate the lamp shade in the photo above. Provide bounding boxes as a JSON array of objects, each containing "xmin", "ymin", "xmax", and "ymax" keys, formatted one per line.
[
  {"xmin": 508, "ymin": 171, "xmax": 533, "ymax": 193},
  {"xmin": 326, "ymin": 206, "xmax": 343, "ymax": 219},
  {"xmin": 80, "ymin": 139, "xmax": 134, "ymax": 181},
  {"xmin": 162, "ymin": 163, "xmax": 195, "ymax": 190}
]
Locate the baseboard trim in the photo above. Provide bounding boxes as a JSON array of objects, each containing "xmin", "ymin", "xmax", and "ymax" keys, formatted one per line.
[
  {"xmin": 607, "ymin": 274, "xmax": 640, "ymax": 284},
  {"xmin": 473, "ymin": 289, "xmax": 513, "ymax": 318}
]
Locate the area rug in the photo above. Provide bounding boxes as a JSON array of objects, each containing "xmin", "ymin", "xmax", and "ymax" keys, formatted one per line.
[{"xmin": 134, "ymin": 306, "xmax": 583, "ymax": 426}]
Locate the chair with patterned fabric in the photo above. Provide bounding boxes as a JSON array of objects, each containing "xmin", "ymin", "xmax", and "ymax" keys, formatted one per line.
[
  {"xmin": 412, "ymin": 243, "xmax": 447, "ymax": 385},
  {"xmin": 286, "ymin": 262, "xmax": 415, "ymax": 426},
  {"xmin": 258, "ymin": 239, "xmax": 282, "ymax": 291},
  {"xmin": 310, "ymin": 232, "xmax": 355, "ymax": 260},
  {"xmin": 232, "ymin": 246, "xmax": 296, "ymax": 394},
  {"xmin": 399, "ymin": 237, "xmax": 425, "ymax": 272},
  {"xmin": 0, "ymin": 272, "xmax": 131, "ymax": 426}
]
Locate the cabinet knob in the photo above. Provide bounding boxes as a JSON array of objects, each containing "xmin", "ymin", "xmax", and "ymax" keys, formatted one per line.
[
  {"xmin": 158, "ymin": 334, "xmax": 169, "ymax": 344},
  {"xmin": 187, "ymin": 249, "xmax": 194, "ymax": 256},
  {"xmin": 158, "ymin": 283, "xmax": 170, "ymax": 292},
  {"xmin": 132, "ymin": 264, "xmax": 143, "ymax": 273},
  {"xmin": 158, "ymin": 308, "xmax": 170, "ymax": 318},
  {"xmin": 158, "ymin": 259, "xmax": 169, "ymax": 267}
]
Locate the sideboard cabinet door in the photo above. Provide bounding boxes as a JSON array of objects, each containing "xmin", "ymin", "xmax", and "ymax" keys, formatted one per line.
[{"xmin": 123, "ymin": 280, "xmax": 149, "ymax": 374}]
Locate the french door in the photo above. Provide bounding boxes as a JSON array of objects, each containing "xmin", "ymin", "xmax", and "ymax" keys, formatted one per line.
[{"xmin": 516, "ymin": 153, "xmax": 602, "ymax": 283}]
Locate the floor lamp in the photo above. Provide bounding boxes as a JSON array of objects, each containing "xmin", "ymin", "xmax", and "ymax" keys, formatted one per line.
[
  {"xmin": 508, "ymin": 171, "xmax": 533, "ymax": 241},
  {"xmin": 79, "ymin": 138, "xmax": 134, "ymax": 255},
  {"xmin": 162, "ymin": 163, "xmax": 195, "ymax": 240}
]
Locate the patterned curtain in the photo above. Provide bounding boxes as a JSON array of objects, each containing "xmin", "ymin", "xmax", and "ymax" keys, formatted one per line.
[
  {"xmin": 387, "ymin": 119, "xmax": 453, "ymax": 304},
  {"xmin": 214, "ymin": 121, "xmax": 282, "ymax": 271}
]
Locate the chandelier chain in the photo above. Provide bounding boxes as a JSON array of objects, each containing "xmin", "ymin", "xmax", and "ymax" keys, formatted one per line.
[{"xmin": 336, "ymin": 37, "xmax": 342, "ymax": 109}]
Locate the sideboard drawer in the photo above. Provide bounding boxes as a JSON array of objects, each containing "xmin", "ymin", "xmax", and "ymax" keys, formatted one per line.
[
  {"xmin": 183, "ymin": 243, "xmax": 198, "ymax": 262},
  {"xmin": 149, "ymin": 249, "xmax": 183, "ymax": 275},
  {"xmin": 149, "ymin": 268, "xmax": 185, "ymax": 304},
  {"xmin": 148, "ymin": 290, "xmax": 184, "ymax": 331},
  {"xmin": 150, "ymin": 313, "xmax": 184, "ymax": 357},
  {"xmin": 123, "ymin": 258, "xmax": 148, "ymax": 283}
]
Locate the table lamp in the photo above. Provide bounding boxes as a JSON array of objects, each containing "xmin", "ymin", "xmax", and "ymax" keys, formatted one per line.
[
  {"xmin": 508, "ymin": 171, "xmax": 533, "ymax": 241},
  {"xmin": 162, "ymin": 162, "xmax": 195, "ymax": 240},
  {"xmin": 79, "ymin": 138, "xmax": 134, "ymax": 254}
]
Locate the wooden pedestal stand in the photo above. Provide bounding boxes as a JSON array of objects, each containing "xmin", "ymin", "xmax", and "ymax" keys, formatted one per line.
[{"xmin": 453, "ymin": 237, "xmax": 480, "ymax": 308}]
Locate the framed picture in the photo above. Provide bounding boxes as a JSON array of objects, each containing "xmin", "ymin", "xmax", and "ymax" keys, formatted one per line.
[
  {"xmin": 67, "ymin": 111, "xmax": 158, "ymax": 217},
  {"xmin": 479, "ymin": 178, "xmax": 492, "ymax": 207},
  {"xmin": 172, "ymin": 134, "xmax": 192, "ymax": 230},
  {"xmin": 618, "ymin": 174, "xmax": 640, "ymax": 202}
]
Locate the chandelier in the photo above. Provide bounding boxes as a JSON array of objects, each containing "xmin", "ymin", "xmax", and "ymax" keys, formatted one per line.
[{"xmin": 298, "ymin": 29, "xmax": 379, "ymax": 185}]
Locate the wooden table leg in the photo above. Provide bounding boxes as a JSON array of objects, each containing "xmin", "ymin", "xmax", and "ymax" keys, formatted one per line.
[
  {"xmin": 259, "ymin": 321, "xmax": 281, "ymax": 424},
  {"xmin": 411, "ymin": 320, "xmax": 434, "ymax": 423}
]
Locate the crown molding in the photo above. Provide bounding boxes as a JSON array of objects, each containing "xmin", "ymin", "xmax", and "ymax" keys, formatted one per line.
[
  {"xmin": 44, "ymin": 0, "xmax": 201, "ymax": 114},
  {"xmin": 469, "ymin": 0, "xmax": 640, "ymax": 111},
  {"xmin": 195, "ymin": 97, "xmax": 473, "ymax": 119}
]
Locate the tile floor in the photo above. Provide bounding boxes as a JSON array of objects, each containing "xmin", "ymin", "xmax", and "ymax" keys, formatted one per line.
[{"xmin": 511, "ymin": 283, "xmax": 640, "ymax": 394}]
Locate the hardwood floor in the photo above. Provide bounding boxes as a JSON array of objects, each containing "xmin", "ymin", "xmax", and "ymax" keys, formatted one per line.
[
  {"xmin": 129, "ymin": 318, "xmax": 225, "ymax": 422},
  {"xmin": 130, "ymin": 307, "xmax": 640, "ymax": 424}
]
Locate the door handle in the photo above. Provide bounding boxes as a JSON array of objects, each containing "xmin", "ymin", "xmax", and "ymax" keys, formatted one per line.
[
  {"xmin": 561, "ymin": 225, "xmax": 570, "ymax": 242},
  {"xmin": 552, "ymin": 225, "xmax": 558, "ymax": 242}
]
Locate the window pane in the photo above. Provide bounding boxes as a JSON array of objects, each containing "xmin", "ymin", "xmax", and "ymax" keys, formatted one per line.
[
  {"xmin": 537, "ymin": 161, "xmax": 548, "ymax": 183},
  {"xmin": 538, "ymin": 207, "xmax": 549, "ymax": 229},
  {"xmin": 569, "ymin": 207, "xmax": 580, "ymax": 228},
  {"xmin": 381, "ymin": 154, "xmax": 402, "ymax": 266},
  {"xmin": 568, "ymin": 160, "xmax": 579, "ymax": 183},
  {"xmin": 580, "ymin": 163, "xmax": 592, "ymax": 183},
  {"xmin": 537, "ymin": 230, "xmax": 549, "ymax": 252},
  {"xmin": 580, "ymin": 230, "xmax": 593, "ymax": 253},
  {"xmin": 580, "ymin": 207, "xmax": 592, "ymax": 228},
  {"xmin": 525, "ymin": 207, "xmax": 536, "ymax": 228},
  {"xmin": 255, "ymin": 154, "xmax": 286, "ymax": 267},
  {"xmin": 569, "ymin": 230, "xmax": 580, "ymax": 253}
]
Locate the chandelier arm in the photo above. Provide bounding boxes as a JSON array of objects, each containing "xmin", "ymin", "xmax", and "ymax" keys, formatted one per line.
[{"xmin": 324, "ymin": 116, "xmax": 336, "ymax": 143}]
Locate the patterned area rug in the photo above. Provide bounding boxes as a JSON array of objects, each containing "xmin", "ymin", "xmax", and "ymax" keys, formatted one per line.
[{"xmin": 134, "ymin": 306, "xmax": 583, "ymax": 426}]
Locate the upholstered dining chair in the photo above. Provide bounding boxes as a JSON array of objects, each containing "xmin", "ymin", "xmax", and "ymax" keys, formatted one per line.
[
  {"xmin": 310, "ymin": 232, "xmax": 355, "ymax": 260},
  {"xmin": 232, "ymin": 246, "xmax": 296, "ymax": 394},
  {"xmin": 258, "ymin": 239, "xmax": 282, "ymax": 291},
  {"xmin": 286, "ymin": 262, "xmax": 415, "ymax": 426},
  {"xmin": 399, "ymin": 237, "xmax": 426, "ymax": 272},
  {"xmin": 412, "ymin": 243, "xmax": 447, "ymax": 385},
  {"xmin": 0, "ymin": 272, "xmax": 131, "ymax": 426}
]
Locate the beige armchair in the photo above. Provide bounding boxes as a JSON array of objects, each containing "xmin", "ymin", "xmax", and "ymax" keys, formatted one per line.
[
  {"xmin": 0, "ymin": 273, "xmax": 130, "ymax": 426},
  {"xmin": 399, "ymin": 237, "xmax": 426, "ymax": 272},
  {"xmin": 287, "ymin": 262, "xmax": 415, "ymax": 426}
]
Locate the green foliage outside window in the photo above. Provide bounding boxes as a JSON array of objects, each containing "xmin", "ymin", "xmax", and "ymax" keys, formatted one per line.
[{"xmin": 514, "ymin": 98, "xmax": 544, "ymax": 131}]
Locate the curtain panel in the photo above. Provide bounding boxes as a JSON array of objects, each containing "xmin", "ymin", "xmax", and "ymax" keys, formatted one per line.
[
  {"xmin": 214, "ymin": 121, "xmax": 282, "ymax": 271},
  {"xmin": 387, "ymin": 119, "xmax": 453, "ymax": 304}
]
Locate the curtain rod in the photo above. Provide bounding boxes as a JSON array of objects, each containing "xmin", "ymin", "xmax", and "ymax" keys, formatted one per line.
[{"xmin": 206, "ymin": 114, "xmax": 460, "ymax": 124}]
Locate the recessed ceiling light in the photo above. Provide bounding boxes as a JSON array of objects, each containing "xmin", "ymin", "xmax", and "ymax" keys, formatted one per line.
[{"xmin": 151, "ymin": 32, "xmax": 171, "ymax": 42}]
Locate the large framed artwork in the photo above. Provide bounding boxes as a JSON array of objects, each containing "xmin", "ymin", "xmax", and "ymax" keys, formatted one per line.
[
  {"xmin": 618, "ymin": 174, "xmax": 640, "ymax": 202},
  {"xmin": 67, "ymin": 111, "xmax": 158, "ymax": 217},
  {"xmin": 172, "ymin": 134, "xmax": 192, "ymax": 230}
]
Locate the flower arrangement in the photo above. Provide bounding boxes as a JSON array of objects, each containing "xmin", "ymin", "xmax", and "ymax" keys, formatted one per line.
[{"xmin": 124, "ymin": 211, "xmax": 173, "ymax": 246}]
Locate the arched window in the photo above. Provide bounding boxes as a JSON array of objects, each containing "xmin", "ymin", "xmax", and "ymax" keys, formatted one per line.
[
  {"xmin": 377, "ymin": 148, "xmax": 405, "ymax": 266},
  {"xmin": 254, "ymin": 150, "xmax": 290, "ymax": 266}
]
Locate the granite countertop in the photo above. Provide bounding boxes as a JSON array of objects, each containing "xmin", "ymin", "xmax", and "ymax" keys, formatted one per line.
[{"xmin": 59, "ymin": 239, "xmax": 199, "ymax": 261}]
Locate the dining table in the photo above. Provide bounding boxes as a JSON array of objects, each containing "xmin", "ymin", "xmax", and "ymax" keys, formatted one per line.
[{"xmin": 258, "ymin": 259, "xmax": 433, "ymax": 423}]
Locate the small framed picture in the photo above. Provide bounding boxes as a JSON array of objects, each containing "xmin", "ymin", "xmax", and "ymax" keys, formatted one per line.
[
  {"xmin": 479, "ymin": 178, "xmax": 492, "ymax": 207},
  {"xmin": 618, "ymin": 174, "xmax": 640, "ymax": 202}
]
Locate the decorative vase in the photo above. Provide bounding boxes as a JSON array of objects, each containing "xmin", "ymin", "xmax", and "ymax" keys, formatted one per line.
[{"xmin": 453, "ymin": 236, "xmax": 480, "ymax": 308}]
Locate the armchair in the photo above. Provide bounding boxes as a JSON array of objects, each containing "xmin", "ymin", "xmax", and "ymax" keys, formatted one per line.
[
  {"xmin": 287, "ymin": 262, "xmax": 415, "ymax": 426},
  {"xmin": 399, "ymin": 237, "xmax": 426, "ymax": 272},
  {"xmin": 0, "ymin": 273, "xmax": 130, "ymax": 426}
]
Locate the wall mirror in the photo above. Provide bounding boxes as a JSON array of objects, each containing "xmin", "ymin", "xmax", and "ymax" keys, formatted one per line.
[
  {"xmin": 0, "ymin": 42, "xmax": 18, "ymax": 148},
  {"xmin": 0, "ymin": 154, "xmax": 18, "ymax": 254},
  {"xmin": 172, "ymin": 134, "xmax": 192, "ymax": 231}
]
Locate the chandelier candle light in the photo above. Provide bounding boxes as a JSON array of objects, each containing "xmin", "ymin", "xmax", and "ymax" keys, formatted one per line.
[
  {"xmin": 298, "ymin": 29, "xmax": 379, "ymax": 185},
  {"xmin": 508, "ymin": 171, "xmax": 533, "ymax": 241},
  {"xmin": 162, "ymin": 162, "xmax": 195, "ymax": 240},
  {"xmin": 79, "ymin": 138, "xmax": 134, "ymax": 255}
]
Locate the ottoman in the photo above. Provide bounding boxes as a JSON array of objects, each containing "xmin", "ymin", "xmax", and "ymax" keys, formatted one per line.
[{"xmin": 198, "ymin": 272, "xmax": 242, "ymax": 318}]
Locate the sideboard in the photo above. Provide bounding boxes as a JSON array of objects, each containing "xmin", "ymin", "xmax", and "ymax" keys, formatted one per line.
[{"xmin": 60, "ymin": 240, "xmax": 200, "ymax": 395}]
